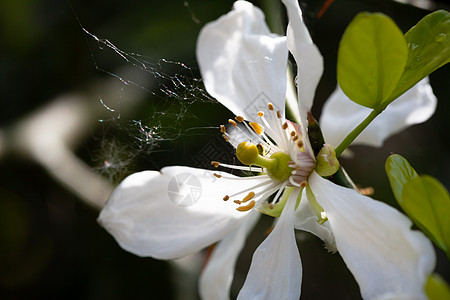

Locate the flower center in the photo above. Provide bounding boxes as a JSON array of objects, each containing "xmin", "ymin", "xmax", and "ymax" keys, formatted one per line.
[{"xmin": 236, "ymin": 142, "xmax": 294, "ymax": 182}]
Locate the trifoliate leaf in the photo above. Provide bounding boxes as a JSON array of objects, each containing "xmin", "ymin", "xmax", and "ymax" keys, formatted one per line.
[
  {"xmin": 387, "ymin": 10, "xmax": 450, "ymax": 104},
  {"xmin": 386, "ymin": 154, "xmax": 450, "ymax": 257},
  {"xmin": 337, "ymin": 13, "xmax": 408, "ymax": 109}
]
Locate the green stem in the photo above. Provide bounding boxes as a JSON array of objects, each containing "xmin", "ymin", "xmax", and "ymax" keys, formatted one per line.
[{"xmin": 335, "ymin": 109, "xmax": 381, "ymax": 157}]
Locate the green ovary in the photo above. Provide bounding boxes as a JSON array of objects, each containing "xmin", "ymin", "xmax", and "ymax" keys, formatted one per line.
[{"xmin": 236, "ymin": 142, "xmax": 294, "ymax": 182}]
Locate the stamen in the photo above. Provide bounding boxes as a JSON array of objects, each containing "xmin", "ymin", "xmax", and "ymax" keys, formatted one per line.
[
  {"xmin": 290, "ymin": 131, "xmax": 296, "ymax": 137},
  {"xmin": 211, "ymin": 161, "xmax": 220, "ymax": 168},
  {"xmin": 292, "ymin": 135, "xmax": 299, "ymax": 141},
  {"xmin": 268, "ymin": 103, "xmax": 274, "ymax": 111},
  {"xmin": 242, "ymin": 191, "xmax": 255, "ymax": 203},
  {"xmin": 220, "ymin": 125, "xmax": 226, "ymax": 133},
  {"xmin": 258, "ymin": 111, "xmax": 264, "ymax": 117},
  {"xmin": 282, "ymin": 122, "xmax": 288, "ymax": 130},
  {"xmin": 218, "ymin": 162, "xmax": 263, "ymax": 173},
  {"xmin": 234, "ymin": 200, "xmax": 242, "ymax": 205},
  {"xmin": 358, "ymin": 186, "xmax": 374, "ymax": 196},
  {"xmin": 276, "ymin": 111, "xmax": 281, "ymax": 119},
  {"xmin": 213, "ymin": 173, "xmax": 222, "ymax": 178},
  {"xmin": 236, "ymin": 200, "xmax": 256, "ymax": 211},
  {"xmin": 228, "ymin": 119, "xmax": 237, "ymax": 127},
  {"xmin": 223, "ymin": 134, "xmax": 230, "ymax": 142},
  {"xmin": 235, "ymin": 116, "xmax": 244, "ymax": 122},
  {"xmin": 269, "ymin": 203, "xmax": 274, "ymax": 209},
  {"xmin": 300, "ymin": 181, "xmax": 307, "ymax": 188},
  {"xmin": 249, "ymin": 122, "xmax": 264, "ymax": 135},
  {"xmin": 297, "ymin": 140, "xmax": 304, "ymax": 148}
]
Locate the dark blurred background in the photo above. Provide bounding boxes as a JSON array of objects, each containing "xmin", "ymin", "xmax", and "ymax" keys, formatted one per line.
[{"xmin": 0, "ymin": 0, "xmax": 449, "ymax": 299}]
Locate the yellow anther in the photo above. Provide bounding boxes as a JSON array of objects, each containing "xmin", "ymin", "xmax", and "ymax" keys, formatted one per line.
[
  {"xmin": 235, "ymin": 116, "xmax": 244, "ymax": 122},
  {"xmin": 223, "ymin": 134, "xmax": 229, "ymax": 142},
  {"xmin": 236, "ymin": 200, "xmax": 256, "ymax": 211},
  {"xmin": 268, "ymin": 103, "xmax": 274, "ymax": 111},
  {"xmin": 242, "ymin": 191, "xmax": 255, "ymax": 203},
  {"xmin": 258, "ymin": 111, "xmax": 264, "ymax": 117},
  {"xmin": 359, "ymin": 186, "xmax": 375, "ymax": 196},
  {"xmin": 223, "ymin": 195, "xmax": 229, "ymax": 201},
  {"xmin": 236, "ymin": 142, "xmax": 259, "ymax": 165},
  {"xmin": 282, "ymin": 122, "xmax": 288, "ymax": 130},
  {"xmin": 213, "ymin": 173, "xmax": 222, "ymax": 178},
  {"xmin": 276, "ymin": 111, "xmax": 281, "ymax": 119},
  {"xmin": 220, "ymin": 125, "xmax": 226, "ymax": 133},
  {"xmin": 228, "ymin": 119, "xmax": 237, "ymax": 127},
  {"xmin": 211, "ymin": 161, "xmax": 220, "ymax": 168},
  {"xmin": 234, "ymin": 200, "xmax": 242, "ymax": 205},
  {"xmin": 249, "ymin": 122, "xmax": 264, "ymax": 135}
]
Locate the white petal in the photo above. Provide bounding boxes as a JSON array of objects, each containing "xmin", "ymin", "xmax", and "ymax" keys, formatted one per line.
[
  {"xmin": 98, "ymin": 166, "xmax": 271, "ymax": 259},
  {"xmin": 321, "ymin": 78, "xmax": 437, "ymax": 147},
  {"xmin": 281, "ymin": 0, "xmax": 323, "ymax": 158},
  {"xmin": 294, "ymin": 189, "xmax": 336, "ymax": 252},
  {"xmin": 197, "ymin": 1, "xmax": 288, "ymax": 122},
  {"xmin": 237, "ymin": 188, "xmax": 302, "ymax": 300},
  {"xmin": 309, "ymin": 171, "xmax": 436, "ymax": 300},
  {"xmin": 199, "ymin": 210, "xmax": 260, "ymax": 300}
]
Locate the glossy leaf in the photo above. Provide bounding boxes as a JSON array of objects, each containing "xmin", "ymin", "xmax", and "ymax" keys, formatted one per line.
[
  {"xmin": 386, "ymin": 154, "xmax": 450, "ymax": 257},
  {"xmin": 337, "ymin": 13, "xmax": 408, "ymax": 109},
  {"xmin": 426, "ymin": 273, "xmax": 450, "ymax": 300},
  {"xmin": 387, "ymin": 10, "xmax": 450, "ymax": 105},
  {"xmin": 402, "ymin": 175, "xmax": 450, "ymax": 256},
  {"xmin": 385, "ymin": 154, "xmax": 418, "ymax": 202}
]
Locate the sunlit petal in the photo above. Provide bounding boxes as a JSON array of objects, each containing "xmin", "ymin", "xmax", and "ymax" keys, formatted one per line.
[
  {"xmin": 237, "ymin": 188, "xmax": 302, "ymax": 300},
  {"xmin": 294, "ymin": 189, "xmax": 336, "ymax": 252},
  {"xmin": 281, "ymin": 0, "xmax": 323, "ymax": 124},
  {"xmin": 321, "ymin": 78, "xmax": 437, "ymax": 147},
  {"xmin": 309, "ymin": 171, "xmax": 435, "ymax": 300},
  {"xmin": 199, "ymin": 210, "xmax": 260, "ymax": 300},
  {"xmin": 98, "ymin": 166, "xmax": 269, "ymax": 259},
  {"xmin": 197, "ymin": 1, "xmax": 288, "ymax": 122}
]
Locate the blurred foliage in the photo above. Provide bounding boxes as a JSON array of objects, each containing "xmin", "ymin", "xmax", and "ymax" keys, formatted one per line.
[{"xmin": 1, "ymin": 0, "xmax": 449, "ymax": 299}]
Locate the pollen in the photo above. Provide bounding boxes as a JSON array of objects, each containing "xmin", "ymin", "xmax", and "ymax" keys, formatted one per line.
[
  {"xmin": 236, "ymin": 200, "xmax": 256, "ymax": 211},
  {"xmin": 249, "ymin": 122, "xmax": 264, "ymax": 135},
  {"xmin": 242, "ymin": 191, "xmax": 255, "ymax": 203},
  {"xmin": 268, "ymin": 103, "xmax": 274, "ymax": 111},
  {"xmin": 228, "ymin": 119, "xmax": 237, "ymax": 127},
  {"xmin": 223, "ymin": 195, "xmax": 229, "ymax": 201},
  {"xmin": 282, "ymin": 122, "xmax": 288, "ymax": 130},
  {"xmin": 223, "ymin": 134, "xmax": 229, "ymax": 142},
  {"xmin": 235, "ymin": 116, "xmax": 244, "ymax": 122},
  {"xmin": 213, "ymin": 173, "xmax": 222, "ymax": 178},
  {"xmin": 276, "ymin": 111, "xmax": 281, "ymax": 119},
  {"xmin": 234, "ymin": 200, "xmax": 242, "ymax": 205},
  {"xmin": 211, "ymin": 161, "xmax": 220, "ymax": 168},
  {"xmin": 220, "ymin": 125, "xmax": 226, "ymax": 133},
  {"xmin": 297, "ymin": 140, "xmax": 304, "ymax": 148},
  {"xmin": 258, "ymin": 111, "xmax": 264, "ymax": 117},
  {"xmin": 290, "ymin": 131, "xmax": 296, "ymax": 137}
]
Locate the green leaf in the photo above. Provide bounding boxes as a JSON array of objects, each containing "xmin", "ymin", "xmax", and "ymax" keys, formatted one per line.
[
  {"xmin": 387, "ymin": 10, "xmax": 450, "ymax": 104},
  {"xmin": 386, "ymin": 154, "xmax": 450, "ymax": 257},
  {"xmin": 426, "ymin": 274, "xmax": 450, "ymax": 300},
  {"xmin": 337, "ymin": 12, "xmax": 408, "ymax": 109},
  {"xmin": 385, "ymin": 154, "xmax": 418, "ymax": 201},
  {"xmin": 402, "ymin": 175, "xmax": 450, "ymax": 256}
]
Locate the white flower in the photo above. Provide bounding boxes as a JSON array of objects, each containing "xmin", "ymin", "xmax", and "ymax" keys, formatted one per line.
[{"xmin": 98, "ymin": 1, "xmax": 437, "ymax": 299}]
